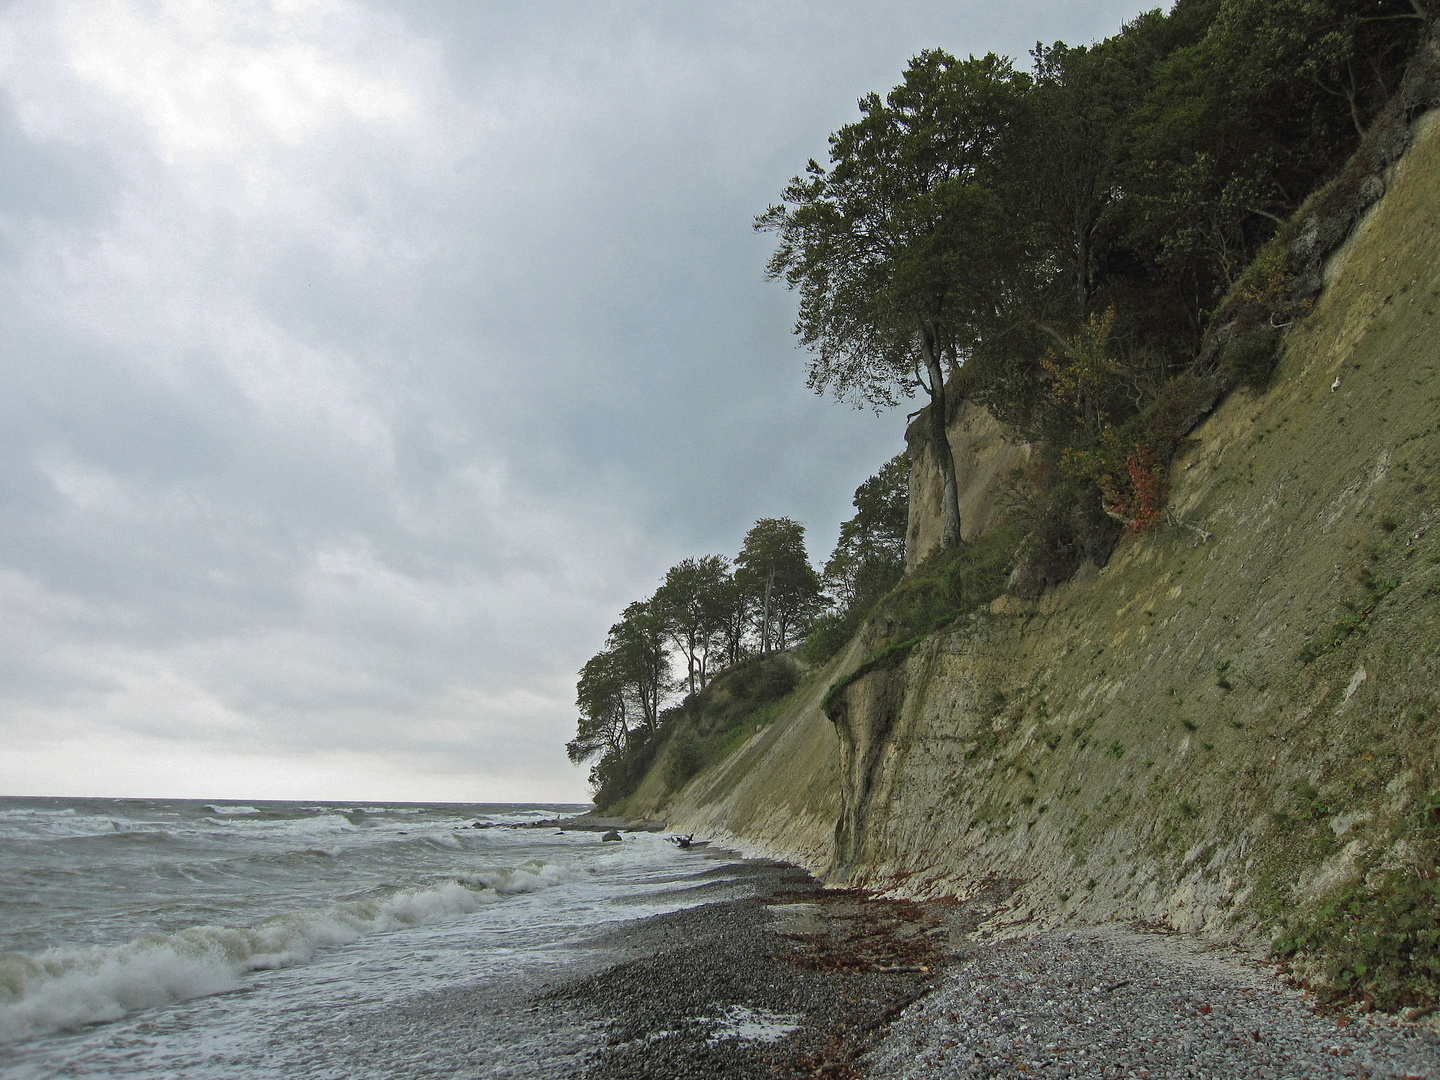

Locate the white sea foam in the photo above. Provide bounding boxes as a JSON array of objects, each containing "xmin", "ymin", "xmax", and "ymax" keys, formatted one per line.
[
  {"xmin": 201, "ymin": 813, "xmax": 357, "ymax": 838},
  {"xmin": 203, "ymin": 805, "xmax": 260, "ymax": 815},
  {"xmin": 0, "ymin": 861, "xmax": 581, "ymax": 1043}
]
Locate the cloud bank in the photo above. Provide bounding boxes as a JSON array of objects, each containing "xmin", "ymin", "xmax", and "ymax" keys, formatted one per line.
[{"xmin": 0, "ymin": 0, "xmax": 1147, "ymax": 801}]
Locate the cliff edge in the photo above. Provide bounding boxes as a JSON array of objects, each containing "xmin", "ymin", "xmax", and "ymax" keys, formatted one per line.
[{"xmin": 625, "ymin": 107, "xmax": 1440, "ymax": 1006}]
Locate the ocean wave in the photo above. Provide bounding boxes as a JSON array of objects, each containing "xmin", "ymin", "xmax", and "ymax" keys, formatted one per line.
[
  {"xmin": 0, "ymin": 813, "xmax": 134, "ymax": 843},
  {"xmin": 203, "ymin": 805, "xmax": 260, "ymax": 816},
  {"xmin": 199, "ymin": 813, "xmax": 357, "ymax": 837},
  {"xmin": 0, "ymin": 861, "xmax": 583, "ymax": 1043}
]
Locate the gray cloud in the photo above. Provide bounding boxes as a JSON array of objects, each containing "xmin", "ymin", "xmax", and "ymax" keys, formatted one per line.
[{"xmin": 0, "ymin": 0, "xmax": 1147, "ymax": 801}]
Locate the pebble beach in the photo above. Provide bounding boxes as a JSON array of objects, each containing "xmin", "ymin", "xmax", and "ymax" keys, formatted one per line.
[{"xmin": 547, "ymin": 859, "xmax": 1440, "ymax": 1080}]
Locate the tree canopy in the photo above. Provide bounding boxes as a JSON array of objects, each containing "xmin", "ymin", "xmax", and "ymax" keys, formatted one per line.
[
  {"xmin": 653, "ymin": 554, "xmax": 731, "ymax": 696},
  {"xmin": 735, "ymin": 517, "xmax": 823, "ymax": 653},
  {"xmin": 568, "ymin": 520, "xmax": 821, "ymax": 803},
  {"xmin": 765, "ymin": 0, "xmax": 1428, "ymax": 590},
  {"xmin": 821, "ymin": 453, "xmax": 909, "ymax": 611},
  {"xmin": 757, "ymin": 50, "xmax": 1029, "ymax": 550}
]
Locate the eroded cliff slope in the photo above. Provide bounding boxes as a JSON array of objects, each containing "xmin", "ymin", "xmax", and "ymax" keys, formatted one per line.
[{"xmin": 638, "ymin": 111, "xmax": 1440, "ymax": 977}]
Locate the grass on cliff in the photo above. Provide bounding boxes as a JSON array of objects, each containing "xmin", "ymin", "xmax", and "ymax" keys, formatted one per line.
[
  {"xmin": 1274, "ymin": 870, "xmax": 1440, "ymax": 1013},
  {"xmin": 821, "ymin": 521, "xmax": 1019, "ymax": 720},
  {"xmin": 658, "ymin": 653, "xmax": 800, "ymax": 793}
]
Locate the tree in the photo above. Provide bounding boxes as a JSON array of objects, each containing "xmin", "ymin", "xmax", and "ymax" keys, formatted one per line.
[
  {"xmin": 605, "ymin": 599, "xmax": 675, "ymax": 734},
  {"xmin": 713, "ymin": 572, "xmax": 752, "ymax": 669},
  {"xmin": 822, "ymin": 453, "xmax": 910, "ymax": 610},
  {"xmin": 735, "ymin": 518, "xmax": 821, "ymax": 652},
  {"xmin": 758, "ymin": 50, "xmax": 1028, "ymax": 551},
  {"xmin": 566, "ymin": 649, "xmax": 630, "ymax": 766},
  {"xmin": 653, "ymin": 555, "xmax": 731, "ymax": 696}
]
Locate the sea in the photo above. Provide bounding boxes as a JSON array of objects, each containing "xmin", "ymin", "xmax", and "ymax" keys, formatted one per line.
[{"xmin": 0, "ymin": 796, "xmax": 754, "ymax": 1078}]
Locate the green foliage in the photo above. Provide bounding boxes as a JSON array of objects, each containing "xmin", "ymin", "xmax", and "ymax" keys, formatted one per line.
[
  {"xmin": 1222, "ymin": 323, "xmax": 1283, "ymax": 388},
  {"xmin": 1274, "ymin": 871, "xmax": 1440, "ymax": 1011},
  {"xmin": 1007, "ymin": 465, "xmax": 1120, "ymax": 599},
  {"xmin": 803, "ymin": 610, "xmax": 858, "ymax": 666},
  {"xmin": 822, "ymin": 453, "xmax": 908, "ymax": 608},
  {"xmin": 590, "ymin": 733, "xmax": 663, "ymax": 812},
  {"xmin": 887, "ymin": 520, "xmax": 1020, "ymax": 640},
  {"xmin": 807, "ymin": 455, "xmax": 911, "ymax": 665},
  {"xmin": 1292, "ymin": 781, "xmax": 1332, "ymax": 822},
  {"xmin": 709, "ymin": 654, "xmax": 801, "ymax": 728},
  {"xmin": 735, "ymin": 517, "xmax": 822, "ymax": 652},
  {"xmin": 821, "ymin": 523, "xmax": 1020, "ymax": 720},
  {"xmin": 653, "ymin": 554, "xmax": 732, "ymax": 696},
  {"xmin": 757, "ymin": 50, "xmax": 1028, "ymax": 411},
  {"xmin": 663, "ymin": 729, "xmax": 706, "ymax": 790},
  {"xmin": 659, "ymin": 654, "xmax": 801, "ymax": 793}
]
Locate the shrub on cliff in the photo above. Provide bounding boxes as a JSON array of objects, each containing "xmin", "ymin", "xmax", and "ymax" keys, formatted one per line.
[
  {"xmin": 658, "ymin": 654, "xmax": 801, "ymax": 793},
  {"xmin": 1274, "ymin": 869, "xmax": 1440, "ymax": 1013}
]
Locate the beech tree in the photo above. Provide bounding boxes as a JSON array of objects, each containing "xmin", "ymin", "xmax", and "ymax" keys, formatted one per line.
[
  {"xmin": 822, "ymin": 453, "xmax": 910, "ymax": 609},
  {"xmin": 735, "ymin": 518, "xmax": 821, "ymax": 652},
  {"xmin": 758, "ymin": 50, "xmax": 1027, "ymax": 550},
  {"xmin": 653, "ymin": 554, "xmax": 730, "ymax": 695},
  {"xmin": 713, "ymin": 573, "xmax": 752, "ymax": 669},
  {"xmin": 566, "ymin": 650, "xmax": 630, "ymax": 766},
  {"xmin": 603, "ymin": 599, "xmax": 674, "ymax": 735}
]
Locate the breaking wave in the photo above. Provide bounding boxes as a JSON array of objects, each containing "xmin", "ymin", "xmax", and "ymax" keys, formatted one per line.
[{"xmin": 0, "ymin": 861, "xmax": 584, "ymax": 1043}]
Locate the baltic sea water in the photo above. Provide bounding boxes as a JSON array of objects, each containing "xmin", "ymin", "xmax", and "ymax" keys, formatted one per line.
[{"xmin": 0, "ymin": 796, "xmax": 747, "ymax": 1077}]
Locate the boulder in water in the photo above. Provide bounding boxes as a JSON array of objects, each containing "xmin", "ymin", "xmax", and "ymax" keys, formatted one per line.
[{"xmin": 601, "ymin": 829, "xmax": 622, "ymax": 842}]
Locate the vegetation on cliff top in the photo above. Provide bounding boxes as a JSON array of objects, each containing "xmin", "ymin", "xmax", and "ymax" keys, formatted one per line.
[{"xmin": 761, "ymin": 0, "xmax": 1428, "ymax": 591}]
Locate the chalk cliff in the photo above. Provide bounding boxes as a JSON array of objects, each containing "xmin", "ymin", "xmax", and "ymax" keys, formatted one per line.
[{"xmin": 629, "ymin": 109, "xmax": 1440, "ymax": 967}]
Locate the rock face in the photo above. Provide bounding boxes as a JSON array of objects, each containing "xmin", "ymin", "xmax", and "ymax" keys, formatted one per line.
[
  {"xmin": 651, "ymin": 108, "xmax": 1440, "ymax": 947},
  {"xmin": 904, "ymin": 399, "xmax": 1031, "ymax": 570},
  {"xmin": 822, "ymin": 107, "xmax": 1440, "ymax": 939}
]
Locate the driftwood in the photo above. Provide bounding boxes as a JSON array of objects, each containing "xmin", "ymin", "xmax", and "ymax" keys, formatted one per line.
[{"xmin": 667, "ymin": 834, "xmax": 710, "ymax": 849}]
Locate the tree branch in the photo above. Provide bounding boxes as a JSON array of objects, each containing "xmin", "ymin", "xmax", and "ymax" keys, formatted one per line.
[
  {"xmin": 1166, "ymin": 507, "xmax": 1212, "ymax": 546},
  {"xmin": 1248, "ymin": 206, "xmax": 1287, "ymax": 226},
  {"xmin": 1030, "ymin": 319, "xmax": 1073, "ymax": 354}
]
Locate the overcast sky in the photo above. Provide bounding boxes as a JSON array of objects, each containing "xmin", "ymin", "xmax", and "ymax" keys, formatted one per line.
[{"xmin": 0, "ymin": 0, "xmax": 1149, "ymax": 803}]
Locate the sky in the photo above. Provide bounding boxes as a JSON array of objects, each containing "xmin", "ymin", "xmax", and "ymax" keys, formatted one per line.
[{"xmin": 0, "ymin": 0, "xmax": 1151, "ymax": 803}]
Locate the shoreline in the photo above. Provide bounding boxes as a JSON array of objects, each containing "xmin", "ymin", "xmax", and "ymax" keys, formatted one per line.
[
  {"xmin": 546, "ymin": 855, "xmax": 950, "ymax": 1079},
  {"xmin": 288, "ymin": 840, "xmax": 1440, "ymax": 1077},
  {"xmin": 528, "ymin": 850, "xmax": 1440, "ymax": 1079}
]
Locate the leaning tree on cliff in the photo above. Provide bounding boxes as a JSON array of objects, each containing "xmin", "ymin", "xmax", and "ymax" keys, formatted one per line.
[{"xmin": 757, "ymin": 50, "xmax": 1027, "ymax": 551}]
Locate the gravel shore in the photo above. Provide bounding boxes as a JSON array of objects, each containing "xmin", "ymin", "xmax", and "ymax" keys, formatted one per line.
[
  {"xmin": 862, "ymin": 927, "xmax": 1440, "ymax": 1080},
  {"xmin": 546, "ymin": 859, "xmax": 1440, "ymax": 1080},
  {"xmin": 548, "ymin": 858, "xmax": 945, "ymax": 1078}
]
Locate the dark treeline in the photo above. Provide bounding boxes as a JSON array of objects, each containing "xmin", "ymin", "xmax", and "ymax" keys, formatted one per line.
[
  {"xmin": 567, "ymin": 517, "xmax": 819, "ymax": 803},
  {"xmin": 760, "ymin": 0, "xmax": 1429, "ymax": 595},
  {"xmin": 568, "ymin": 460, "xmax": 911, "ymax": 804}
]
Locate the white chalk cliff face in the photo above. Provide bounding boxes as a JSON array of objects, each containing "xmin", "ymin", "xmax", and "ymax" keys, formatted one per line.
[
  {"xmin": 648, "ymin": 107, "xmax": 1440, "ymax": 953},
  {"xmin": 904, "ymin": 400, "xmax": 1031, "ymax": 570}
]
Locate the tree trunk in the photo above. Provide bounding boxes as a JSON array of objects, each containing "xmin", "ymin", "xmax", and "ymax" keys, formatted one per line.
[
  {"xmin": 919, "ymin": 331, "xmax": 963, "ymax": 549},
  {"xmin": 760, "ymin": 567, "xmax": 774, "ymax": 654}
]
